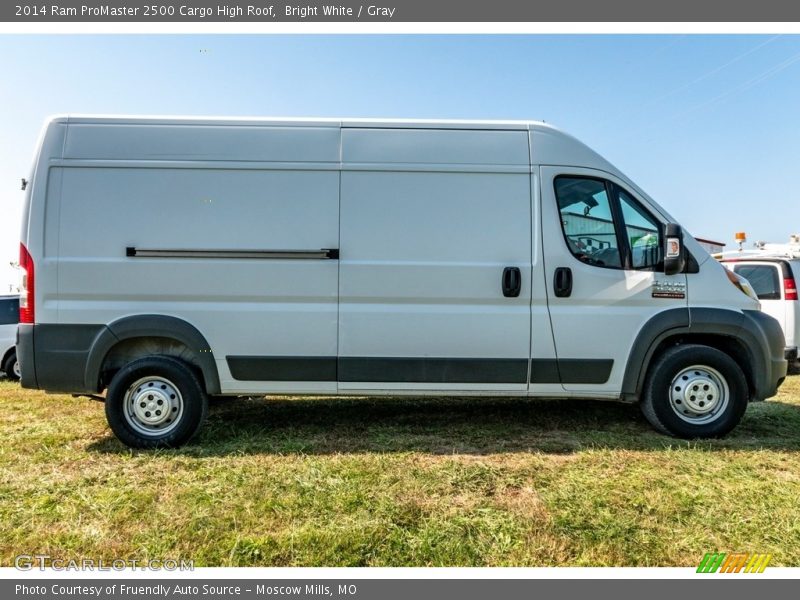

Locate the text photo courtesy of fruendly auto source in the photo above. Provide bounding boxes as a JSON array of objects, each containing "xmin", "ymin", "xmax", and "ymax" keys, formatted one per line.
[{"xmin": 1, "ymin": 34, "xmax": 799, "ymax": 567}]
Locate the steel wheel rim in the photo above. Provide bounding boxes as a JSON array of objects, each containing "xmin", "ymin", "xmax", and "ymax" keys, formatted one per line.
[
  {"xmin": 123, "ymin": 376, "xmax": 183, "ymax": 436},
  {"xmin": 12, "ymin": 360, "xmax": 20, "ymax": 379},
  {"xmin": 669, "ymin": 364, "xmax": 729, "ymax": 424}
]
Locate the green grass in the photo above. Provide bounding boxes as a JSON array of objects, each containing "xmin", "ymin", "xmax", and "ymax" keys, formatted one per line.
[{"xmin": 1, "ymin": 366, "xmax": 799, "ymax": 566}]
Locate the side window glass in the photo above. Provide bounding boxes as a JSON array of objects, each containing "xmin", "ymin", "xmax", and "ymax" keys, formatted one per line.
[
  {"xmin": 0, "ymin": 298, "xmax": 18, "ymax": 326},
  {"xmin": 617, "ymin": 189, "xmax": 663, "ymax": 270},
  {"xmin": 554, "ymin": 177, "xmax": 622, "ymax": 269},
  {"xmin": 733, "ymin": 265, "xmax": 780, "ymax": 300}
]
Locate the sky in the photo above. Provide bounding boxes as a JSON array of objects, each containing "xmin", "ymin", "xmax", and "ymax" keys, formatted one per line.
[{"xmin": 1, "ymin": 34, "xmax": 799, "ymax": 291}]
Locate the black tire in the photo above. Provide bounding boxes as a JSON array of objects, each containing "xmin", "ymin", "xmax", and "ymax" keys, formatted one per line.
[
  {"xmin": 3, "ymin": 350, "xmax": 19, "ymax": 382},
  {"xmin": 105, "ymin": 356, "xmax": 208, "ymax": 449},
  {"xmin": 641, "ymin": 344, "xmax": 748, "ymax": 439}
]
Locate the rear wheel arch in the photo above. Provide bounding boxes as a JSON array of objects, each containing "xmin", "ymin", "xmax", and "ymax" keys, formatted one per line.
[
  {"xmin": 85, "ymin": 315, "xmax": 220, "ymax": 394},
  {"xmin": 99, "ymin": 337, "xmax": 204, "ymax": 390}
]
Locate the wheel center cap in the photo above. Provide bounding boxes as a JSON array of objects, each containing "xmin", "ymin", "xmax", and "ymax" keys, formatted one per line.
[
  {"xmin": 682, "ymin": 377, "xmax": 719, "ymax": 413},
  {"xmin": 132, "ymin": 389, "xmax": 171, "ymax": 424}
]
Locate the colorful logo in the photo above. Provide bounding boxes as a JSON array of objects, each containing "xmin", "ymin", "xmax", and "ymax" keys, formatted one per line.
[{"xmin": 697, "ymin": 553, "xmax": 771, "ymax": 573}]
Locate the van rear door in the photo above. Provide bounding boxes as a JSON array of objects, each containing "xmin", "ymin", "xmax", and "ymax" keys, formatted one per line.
[{"xmin": 338, "ymin": 128, "xmax": 532, "ymax": 391}]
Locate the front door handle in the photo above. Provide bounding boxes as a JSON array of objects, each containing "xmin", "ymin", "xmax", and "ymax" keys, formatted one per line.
[
  {"xmin": 554, "ymin": 267, "xmax": 573, "ymax": 298},
  {"xmin": 502, "ymin": 267, "xmax": 521, "ymax": 298}
]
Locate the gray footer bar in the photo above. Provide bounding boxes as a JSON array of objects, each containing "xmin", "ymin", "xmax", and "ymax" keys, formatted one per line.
[{"xmin": 5, "ymin": 579, "xmax": 797, "ymax": 600}]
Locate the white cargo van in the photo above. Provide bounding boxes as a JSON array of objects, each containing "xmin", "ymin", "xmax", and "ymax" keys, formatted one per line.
[{"xmin": 17, "ymin": 116, "xmax": 787, "ymax": 448}]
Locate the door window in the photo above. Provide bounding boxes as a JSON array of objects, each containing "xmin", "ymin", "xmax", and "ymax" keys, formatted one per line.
[
  {"xmin": 617, "ymin": 188, "xmax": 663, "ymax": 270},
  {"xmin": 554, "ymin": 177, "xmax": 622, "ymax": 269},
  {"xmin": 554, "ymin": 176, "xmax": 664, "ymax": 271},
  {"xmin": 732, "ymin": 264, "xmax": 781, "ymax": 300}
]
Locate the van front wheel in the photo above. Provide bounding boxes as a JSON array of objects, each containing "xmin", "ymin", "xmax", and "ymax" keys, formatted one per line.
[
  {"xmin": 641, "ymin": 344, "xmax": 748, "ymax": 438},
  {"xmin": 105, "ymin": 356, "xmax": 208, "ymax": 449}
]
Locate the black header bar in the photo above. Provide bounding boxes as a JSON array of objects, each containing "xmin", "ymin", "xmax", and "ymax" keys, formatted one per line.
[{"xmin": 5, "ymin": 0, "xmax": 800, "ymax": 22}]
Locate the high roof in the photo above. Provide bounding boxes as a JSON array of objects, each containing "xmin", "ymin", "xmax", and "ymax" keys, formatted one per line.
[
  {"xmin": 49, "ymin": 114, "xmax": 549, "ymax": 131},
  {"xmin": 44, "ymin": 113, "xmax": 652, "ymax": 217}
]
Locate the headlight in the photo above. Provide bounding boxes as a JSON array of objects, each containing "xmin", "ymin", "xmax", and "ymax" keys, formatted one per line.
[{"xmin": 725, "ymin": 268, "xmax": 759, "ymax": 301}]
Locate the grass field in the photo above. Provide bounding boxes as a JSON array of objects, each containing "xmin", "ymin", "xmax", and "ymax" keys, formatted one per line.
[{"xmin": 1, "ymin": 366, "xmax": 799, "ymax": 567}]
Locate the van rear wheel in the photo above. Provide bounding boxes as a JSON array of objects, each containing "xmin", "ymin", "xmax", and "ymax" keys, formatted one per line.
[
  {"xmin": 105, "ymin": 356, "xmax": 208, "ymax": 449},
  {"xmin": 641, "ymin": 344, "xmax": 748, "ymax": 438}
]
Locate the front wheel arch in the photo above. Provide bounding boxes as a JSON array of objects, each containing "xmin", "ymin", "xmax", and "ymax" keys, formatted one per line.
[
  {"xmin": 642, "ymin": 334, "xmax": 755, "ymax": 402},
  {"xmin": 621, "ymin": 308, "xmax": 761, "ymax": 403}
]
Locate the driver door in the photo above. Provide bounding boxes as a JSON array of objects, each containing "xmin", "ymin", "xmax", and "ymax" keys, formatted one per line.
[{"xmin": 539, "ymin": 166, "xmax": 688, "ymax": 394}]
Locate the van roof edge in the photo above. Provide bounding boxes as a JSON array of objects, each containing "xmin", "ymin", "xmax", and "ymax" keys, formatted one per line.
[{"xmin": 56, "ymin": 114, "xmax": 554, "ymax": 131}]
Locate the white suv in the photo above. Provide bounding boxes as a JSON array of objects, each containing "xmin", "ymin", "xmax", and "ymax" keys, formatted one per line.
[
  {"xmin": 0, "ymin": 295, "xmax": 19, "ymax": 380},
  {"xmin": 720, "ymin": 255, "xmax": 799, "ymax": 363}
]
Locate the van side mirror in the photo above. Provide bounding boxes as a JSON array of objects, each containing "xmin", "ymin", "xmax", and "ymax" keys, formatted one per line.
[{"xmin": 663, "ymin": 223, "xmax": 686, "ymax": 276}]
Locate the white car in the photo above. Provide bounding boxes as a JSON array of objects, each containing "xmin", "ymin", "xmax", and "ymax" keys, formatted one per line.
[
  {"xmin": 0, "ymin": 295, "xmax": 19, "ymax": 381},
  {"xmin": 720, "ymin": 252, "xmax": 800, "ymax": 363}
]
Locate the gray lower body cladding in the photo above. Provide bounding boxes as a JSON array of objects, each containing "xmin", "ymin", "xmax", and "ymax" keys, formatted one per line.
[
  {"xmin": 21, "ymin": 321, "xmax": 613, "ymax": 391},
  {"xmin": 18, "ymin": 316, "xmax": 223, "ymax": 395},
  {"xmin": 17, "ymin": 309, "xmax": 787, "ymax": 399},
  {"xmin": 620, "ymin": 307, "xmax": 787, "ymax": 403},
  {"xmin": 742, "ymin": 309, "xmax": 788, "ymax": 399},
  {"xmin": 18, "ymin": 323, "xmax": 106, "ymax": 393}
]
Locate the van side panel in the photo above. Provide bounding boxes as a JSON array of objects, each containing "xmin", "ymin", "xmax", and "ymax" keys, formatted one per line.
[
  {"xmin": 63, "ymin": 124, "xmax": 340, "ymax": 163},
  {"xmin": 338, "ymin": 128, "xmax": 532, "ymax": 391},
  {"xmin": 51, "ymin": 124, "xmax": 341, "ymax": 394}
]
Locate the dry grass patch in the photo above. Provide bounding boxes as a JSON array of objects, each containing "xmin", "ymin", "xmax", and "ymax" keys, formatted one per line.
[{"xmin": 1, "ymin": 364, "xmax": 799, "ymax": 566}]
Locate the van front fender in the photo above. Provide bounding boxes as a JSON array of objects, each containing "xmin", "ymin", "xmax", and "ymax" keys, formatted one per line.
[{"xmin": 622, "ymin": 307, "xmax": 787, "ymax": 402}]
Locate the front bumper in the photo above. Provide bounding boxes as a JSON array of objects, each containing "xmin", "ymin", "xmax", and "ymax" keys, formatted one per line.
[{"xmin": 743, "ymin": 310, "xmax": 788, "ymax": 400}]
